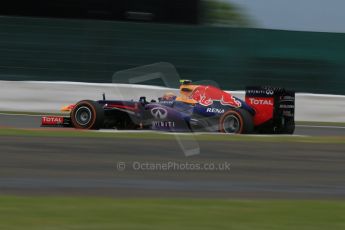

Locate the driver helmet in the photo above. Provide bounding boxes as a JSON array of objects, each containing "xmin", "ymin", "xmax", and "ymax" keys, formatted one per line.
[{"xmin": 162, "ymin": 92, "xmax": 176, "ymax": 101}]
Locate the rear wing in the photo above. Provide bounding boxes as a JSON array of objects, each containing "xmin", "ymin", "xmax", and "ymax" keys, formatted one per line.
[{"xmin": 245, "ymin": 86, "xmax": 295, "ymax": 133}]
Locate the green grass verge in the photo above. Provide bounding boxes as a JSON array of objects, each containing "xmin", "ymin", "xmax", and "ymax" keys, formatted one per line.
[
  {"xmin": 0, "ymin": 111, "xmax": 65, "ymax": 116},
  {"xmin": 0, "ymin": 128, "xmax": 344, "ymax": 144},
  {"xmin": 0, "ymin": 196, "xmax": 344, "ymax": 230}
]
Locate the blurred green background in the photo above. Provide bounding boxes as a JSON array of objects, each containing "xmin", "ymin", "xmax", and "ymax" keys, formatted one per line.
[{"xmin": 1, "ymin": 16, "xmax": 345, "ymax": 94}]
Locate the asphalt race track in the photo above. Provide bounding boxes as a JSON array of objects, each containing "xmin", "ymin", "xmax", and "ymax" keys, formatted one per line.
[
  {"xmin": 0, "ymin": 113, "xmax": 344, "ymax": 199},
  {"xmin": 0, "ymin": 113, "xmax": 345, "ymax": 136},
  {"xmin": 0, "ymin": 136, "xmax": 344, "ymax": 199}
]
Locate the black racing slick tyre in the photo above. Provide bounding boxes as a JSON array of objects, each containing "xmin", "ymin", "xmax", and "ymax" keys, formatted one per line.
[
  {"xmin": 71, "ymin": 100, "xmax": 104, "ymax": 130},
  {"xmin": 282, "ymin": 118, "xmax": 295, "ymax": 134},
  {"xmin": 219, "ymin": 109, "xmax": 254, "ymax": 134}
]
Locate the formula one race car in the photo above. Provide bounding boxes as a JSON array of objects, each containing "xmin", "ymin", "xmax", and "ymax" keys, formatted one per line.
[{"xmin": 41, "ymin": 80, "xmax": 295, "ymax": 134}]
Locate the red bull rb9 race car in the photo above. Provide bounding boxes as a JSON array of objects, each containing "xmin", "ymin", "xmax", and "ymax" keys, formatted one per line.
[{"xmin": 41, "ymin": 80, "xmax": 295, "ymax": 134}]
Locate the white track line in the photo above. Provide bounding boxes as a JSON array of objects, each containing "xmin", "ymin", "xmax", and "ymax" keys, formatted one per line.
[
  {"xmin": 296, "ymin": 125, "xmax": 345, "ymax": 129},
  {"xmin": 95, "ymin": 130, "xmax": 309, "ymax": 137},
  {"xmin": 0, "ymin": 112, "xmax": 45, "ymax": 117}
]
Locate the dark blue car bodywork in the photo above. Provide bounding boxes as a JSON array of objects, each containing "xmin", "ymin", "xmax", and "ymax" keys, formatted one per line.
[{"xmin": 97, "ymin": 96, "xmax": 254, "ymax": 132}]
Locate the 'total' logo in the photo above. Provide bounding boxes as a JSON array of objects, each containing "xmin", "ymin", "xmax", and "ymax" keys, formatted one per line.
[{"xmin": 42, "ymin": 116, "xmax": 64, "ymax": 125}]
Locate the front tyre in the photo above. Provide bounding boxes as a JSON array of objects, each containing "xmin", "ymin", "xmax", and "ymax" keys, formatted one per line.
[
  {"xmin": 71, "ymin": 100, "xmax": 104, "ymax": 130},
  {"xmin": 219, "ymin": 109, "xmax": 254, "ymax": 134}
]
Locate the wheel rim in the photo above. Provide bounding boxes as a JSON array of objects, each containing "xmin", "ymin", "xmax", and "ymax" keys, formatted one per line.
[
  {"xmin": 75, "ymin": 106, "xmax": 92, "ymax": 126},
  {"xmin": 223, "ymin": 114, "xmax": 240, "ymax": 133}
]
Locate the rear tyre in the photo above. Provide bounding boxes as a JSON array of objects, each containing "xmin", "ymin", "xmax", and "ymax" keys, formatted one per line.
[
  {"xmin": 219, "ymin": 109, "xmax": 254, "ymax": 134},
  {"xmin": 71, "ymin": 100, "xmax": 104, "ymax": 130},
  {"xmin": 281, "ymin": 118, "xmax": 295, "ymax": 134}
]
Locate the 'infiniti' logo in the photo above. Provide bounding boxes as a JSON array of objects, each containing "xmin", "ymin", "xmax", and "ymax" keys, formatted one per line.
[
  {"xmin": 266, "ymin": 89, "xmax": 274, "ymax": 95},
  {"xmin": 151, "ymin": 107, "xmax": 168, "ymax": 119}
]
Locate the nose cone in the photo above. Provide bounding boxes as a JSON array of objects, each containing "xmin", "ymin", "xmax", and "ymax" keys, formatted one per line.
[{"xmin": 61, "ymin": 104, "xmax": 75, "ymax": 112}]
